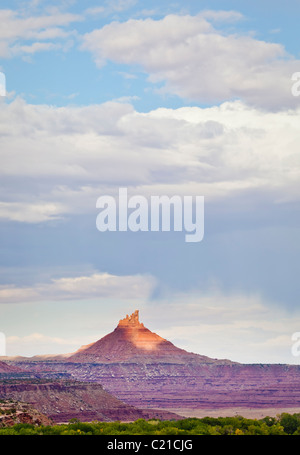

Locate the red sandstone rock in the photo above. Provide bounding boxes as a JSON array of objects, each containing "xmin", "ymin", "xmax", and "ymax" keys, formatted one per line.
[{"xmin": 68, "ymin": 310, "xmax": 219, "ymax": 364}]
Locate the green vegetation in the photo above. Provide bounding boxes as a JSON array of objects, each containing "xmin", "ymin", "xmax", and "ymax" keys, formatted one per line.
[
  {"xmin": 0, "ymin": 408, "xmax": 17, "ymax": 415},
  {"xmin": 0, "ymin": 413, "xmax": 300, "ymax": 435}
]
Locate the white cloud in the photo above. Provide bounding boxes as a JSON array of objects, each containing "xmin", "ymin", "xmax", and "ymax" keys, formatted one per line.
[
  {"xmin": 0, "ymin": 201, "xmax": 66, "ymax": 223},
  {"xmin": 85, "ymin": 0, "xmax": 137, "ymax": 16},
  {"xmin": 0, "ymin": 286, "xmax": 39, "ymax": 303},
  {"xmin": 0, "ymin": 272, "xmax": 156, "ymax": 303},
  {"xmin": 11, "ymin": 41, "xmax": 62, "ymax": 55},
  {"xmin": 84, "ymin": 6, "xmax": 106, "ymax": 16},
  {"xmin": 50, "ymin": 272, "xmax": 156, "ymax": 299},
  {"xmin": 8, "ymin": 332, "xmax": 72, "ymax": 345},
  {"xmin": 0, "ymin": 8, "xmax": 82, "ymax": 57},
  {"xmin": 0, "ymin": 72, "xmax": 5, "ymax": 96},
  {"xmin": 0, "ymin": 97, "xmax": 300, "ymax": 222},
  {"xmin": 82, "ymin": 13, "xmax": 300, "ymax": 110},
  {"xmin": 199, "ymin": 10, "xmax": 245, "ymax": 23}
]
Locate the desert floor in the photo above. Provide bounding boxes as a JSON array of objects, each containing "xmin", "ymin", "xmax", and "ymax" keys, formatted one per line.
[{"xmin": 160, "ymin": 407, "xmax": 300, "ymax": 419}]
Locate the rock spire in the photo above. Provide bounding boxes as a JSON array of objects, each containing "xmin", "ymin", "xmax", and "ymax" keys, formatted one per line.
[{"xmin": 118, "ymin": 310, "xmax": 144, "ymax": 328}]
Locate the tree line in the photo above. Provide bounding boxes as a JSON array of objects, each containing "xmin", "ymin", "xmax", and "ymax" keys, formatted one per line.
[{"xmin": 1, "ymin": 413, "xmax": 300, "ymax": 435}]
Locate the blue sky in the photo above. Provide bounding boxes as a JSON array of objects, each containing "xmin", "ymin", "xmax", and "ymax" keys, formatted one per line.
[{"xmin": 0, "ymin": 0, "xmax": 299, "ymax": 363}]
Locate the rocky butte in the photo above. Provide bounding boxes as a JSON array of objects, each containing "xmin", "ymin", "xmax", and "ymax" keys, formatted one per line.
[
  {"xmin": 3, "ymin": 310, "xmax": 300, "ymax": 417},
  {"xmin": 68, "ymin": 310, "xmax": 213, "ymax": 363}
]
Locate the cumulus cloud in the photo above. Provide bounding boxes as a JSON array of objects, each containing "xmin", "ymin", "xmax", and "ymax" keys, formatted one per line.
[{"xmin": 82, "ymin": 13, "xmax": 300, "ymax": 110}]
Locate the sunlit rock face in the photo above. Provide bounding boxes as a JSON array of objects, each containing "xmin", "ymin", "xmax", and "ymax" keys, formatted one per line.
[{"xmin": 117, "ymin": 310, "xmax": 164, "ymax": 351}]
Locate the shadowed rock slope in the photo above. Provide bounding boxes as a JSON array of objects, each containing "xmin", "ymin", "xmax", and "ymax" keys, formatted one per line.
[{"xmin": 0, "ymin": 378, "xmax": 181, "ymax": 423}]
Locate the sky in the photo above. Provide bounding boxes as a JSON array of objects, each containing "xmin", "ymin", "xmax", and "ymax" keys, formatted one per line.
[{"xmin": 0, "ymin": 0, "xmax": 299, "ymax": 364}]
